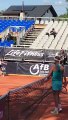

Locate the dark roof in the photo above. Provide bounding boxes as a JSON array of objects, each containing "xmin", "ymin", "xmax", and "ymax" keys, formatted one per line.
[{"xmin": 3, "ymin": 5, "xmax": 57, "ymax": 17}]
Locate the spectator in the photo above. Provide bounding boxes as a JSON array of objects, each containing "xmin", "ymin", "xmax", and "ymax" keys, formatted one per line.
[
  {"xmin": 46, "ymin": 28, "xmax": 57, "ymax": 38},
  {"xmin": 0, "ymin": 59, "xmax": 2, "ymax": 75},
  {"xmin": 50, "ymin": 28, "xmax": 57, "ymax": 38},
  {"xmin": 7, "ymin": 32, "xmax": 13, "ymax": 41},
  {"xmin": 0, "ymin": 59, "xmax": 7, "ymax": 76},
  {"xmin": 56, "ymin": 49, "xmax": 67, "ymax": 65}
]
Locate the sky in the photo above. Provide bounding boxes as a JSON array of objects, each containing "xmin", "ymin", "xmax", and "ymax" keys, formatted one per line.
[{"xmin": 0, "ymin": 0, "xmax": 68, "ymax": 16}]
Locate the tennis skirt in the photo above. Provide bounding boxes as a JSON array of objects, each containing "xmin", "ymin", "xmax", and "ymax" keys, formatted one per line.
[{"xmin": 52, "ymin": 80, "xmax": 62, "ymax": 91}]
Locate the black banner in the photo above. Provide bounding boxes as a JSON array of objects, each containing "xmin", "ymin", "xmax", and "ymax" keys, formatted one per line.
[
  {"xmin": 6, "ymin": 61, "xmax": 68, "ymax": 77},
  {"xmin": 0, "ymin": 47, "xmax": 67, "ymax": 62},
  {"xmin": 4, "ymin": 47, "xmax": 60, "ymax": 62},
  {"xmin": 6, "ymin": 62, "xmax": 51, "ymax": 76},
  {"xmin": 17, "ymin": 62, "xmax": 51, "ymax": 76},
  {"xmin": 4, "ymin": 47, "xmax": 44, "ymax": 61},
  {"xmin": 6, "ymin": 62, "xmax": 17, "ymax": 74}
]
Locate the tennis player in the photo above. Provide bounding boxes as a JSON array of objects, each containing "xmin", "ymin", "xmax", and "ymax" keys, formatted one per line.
[{"xmin": 44, "ymin": 56, "xmax": 66, "ymax": 115}]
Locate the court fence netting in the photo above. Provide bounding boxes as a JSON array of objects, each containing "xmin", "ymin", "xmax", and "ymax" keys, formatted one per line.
[{"xmin": 0, "ymin": 77, "xmax": 52, "ymax": 120}]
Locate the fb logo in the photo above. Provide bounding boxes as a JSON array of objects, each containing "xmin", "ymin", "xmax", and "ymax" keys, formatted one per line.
[
  {"xmin": 30, "ymin": 64, "xmax": 49, "ymax": 75},
  {"xmin": 30, "ymin": 64, "xmax": 39, "ymax": 75}
]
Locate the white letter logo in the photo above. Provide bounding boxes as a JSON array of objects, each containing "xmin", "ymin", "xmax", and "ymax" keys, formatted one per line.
[{"xmin": 30, "ymin": 64, "xmax": 39, "ymax": 75}]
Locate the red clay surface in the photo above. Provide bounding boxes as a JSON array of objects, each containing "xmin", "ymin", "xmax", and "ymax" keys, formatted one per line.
[
  {"xmin": 28, "ymin": 79, "xmax": 68, "ymax": 120},
  {"xmin": 0, "ymin": 75, "xmax": 68, "ymax": 120},
  {"xmin": 0, "ymin": 74, "xmax": 43, "ymax": 96},
  {"xmin": 28, "ymin": 92, "xmax": 68, "ymax": 120}
]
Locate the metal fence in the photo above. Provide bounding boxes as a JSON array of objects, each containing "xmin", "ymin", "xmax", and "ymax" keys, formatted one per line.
[{"xmin": 0, "ymin": 16, "xmax": 68, "ymax": 21}]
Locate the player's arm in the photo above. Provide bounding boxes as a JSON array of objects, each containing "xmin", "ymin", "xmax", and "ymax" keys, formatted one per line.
[
  {"xmin": 63, "ymin": 73, "xmax": 67, "ymax": 87},
  {"xmin": 63, "ymin": 74, "xmax": 67, "ymax": 88},
  {"xmin": 61, "ymin": 66, "xmax": 67, "ymax": 86}
]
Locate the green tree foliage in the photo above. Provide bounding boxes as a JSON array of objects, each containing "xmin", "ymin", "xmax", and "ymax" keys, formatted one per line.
[
  {"xmin": 59, "ymin": 14, "xmax": 68, "ymax": 18},
  {"xmin": 66, "ymin": 0, "xmax": 68, "ymax": 17}
]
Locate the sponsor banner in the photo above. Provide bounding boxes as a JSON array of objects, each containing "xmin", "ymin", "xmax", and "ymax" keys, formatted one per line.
[
  {"xmin": 6, "ymin": 62, "xmax": 68, "ymax": 77},
  {"xmin": 29, "ymin": 63, "xmax": 51, "ymax": 76},
  {"xmin": 1, "ymin": 47, "xmax": 68, "ymax": 62},
  {"xmin": 4, "ymin": 47, "xmax": 58, "ymax": 61},
  {"xmin": 44, "ymin": 50, "xmax": 58, "ymax": 61},
  {"xmin": 45, "ymin": 49, "xmax": 68, "ymax": 61},
  {"xmin": 17, "ymin": 62, "xmax": 51, "ymax": 76},
  {"xmin": 6, "ymin": 62, "xmax": 17, "ymax": 74},
  {"xmin": 4, "ymin": 47, "xmax": 44, "ymax": 61},
  {"xmin": 6, "ymin": 62, "xmax": 51, "ymax": 76}
]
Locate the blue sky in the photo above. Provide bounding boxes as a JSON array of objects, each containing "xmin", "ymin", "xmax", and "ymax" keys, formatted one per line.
[{"xmin": 0, "ymin": 0, "xmax": 68, "ymax": 15}]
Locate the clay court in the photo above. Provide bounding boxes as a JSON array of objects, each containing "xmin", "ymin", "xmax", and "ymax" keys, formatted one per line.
[
  {"xmin": 0, "ymin": 74, "xmax": 68, "ymax": 120},
  {"xmin": 0, "ymin": 74, "xmax": 43, "ymax": 96}
]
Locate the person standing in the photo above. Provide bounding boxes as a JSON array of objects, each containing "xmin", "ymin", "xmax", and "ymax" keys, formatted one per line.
[
  {"xmin": 56, "ymin": 49, "xmax": 67, "ymax": 65},
  {"xmin": 0, "ymin": 59, "xmax": 2, "ymax": 75},
  {"xmin": 44, "ymin": 56, "xmax": 66, "ymax": 115},
  {"xmin": 0, "ymin": 59, "xmax": 7, "ymax": 76}
]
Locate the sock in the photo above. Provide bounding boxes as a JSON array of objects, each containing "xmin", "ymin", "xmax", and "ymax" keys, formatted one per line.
[
  {"xmin": 55, "ymin": 107, "xmax": 58, "ymax": 111},
  {"xmin": 58, "ymin": 104, "xmax": 62, "ymax": 108}
]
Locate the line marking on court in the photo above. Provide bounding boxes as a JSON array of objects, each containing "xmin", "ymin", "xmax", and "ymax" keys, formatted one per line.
[{"xmin": 8, "ymin": 74, "xmax": 44, "ymax": 77}]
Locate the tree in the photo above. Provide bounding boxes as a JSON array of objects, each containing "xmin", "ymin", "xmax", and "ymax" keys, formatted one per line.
[{"xmin": 66, "ymin": 0, "xmax": 68, "ymax": 15}]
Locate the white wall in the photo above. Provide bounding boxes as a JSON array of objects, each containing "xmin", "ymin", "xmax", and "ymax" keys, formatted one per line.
[{"xmin": 19, "ymin": 12, "xmax": 25, "ymax": 20}]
